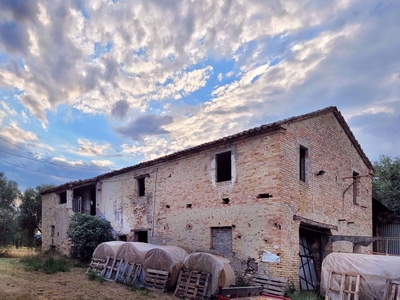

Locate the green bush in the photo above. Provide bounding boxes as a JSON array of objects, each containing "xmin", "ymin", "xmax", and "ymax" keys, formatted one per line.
[
  {"xmin": 67, "ymin": 213, "xmax": 114, "ymax": 261},
  {"xmin": 42, "ymin": 256, "xmax": 70, "ymax": 274}
]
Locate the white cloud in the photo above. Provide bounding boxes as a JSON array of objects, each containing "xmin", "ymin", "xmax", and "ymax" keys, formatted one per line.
[
  {"xmin": 0, "ymin": 110, "xmax": 6, "ymax": 125},
  {"xmin": 0, "ymin": 101, "xmax": 17, "ymax": 116},
  {"xmin": 0, "ymin": 121, "xmax": 54, "ymax": 153},
  {"xmin": 218, "ymin": 73, "xmax": 223, "ymax": 81},
  {"xmin": 225, "ymin": 71, "xmax": 234, "ymax": 78},
  {"xmin": 21, "ymin": 111, "xmax": 29, "ymax": 123},
  {"xmin": 68, "ymin": 139, "xmax": 111, "ymax": 156},
  {"xmin": 52, "ymin": 156, "xmax": 113, "ymax": 168},
  {"xmin": 0, "ymin": 0, "xmax": 355, "ymax": 124}
]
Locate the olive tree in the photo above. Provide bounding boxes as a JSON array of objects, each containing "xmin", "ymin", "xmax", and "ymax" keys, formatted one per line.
[{"xmin": 0, "ymin": 172, "xmax": 20, "ymax": 254}]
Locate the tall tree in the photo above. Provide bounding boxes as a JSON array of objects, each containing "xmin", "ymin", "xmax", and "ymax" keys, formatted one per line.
[
  {"xmin": 19, "ymin": 184, "xmax": 55, "ymax": 247},
  {"xmin": 0, "ymin": 172, "xmax": 20, "ymax": 254},
  {"xmin": 373, "ymin": 155, "xmax": 400, "ymax": 212}
]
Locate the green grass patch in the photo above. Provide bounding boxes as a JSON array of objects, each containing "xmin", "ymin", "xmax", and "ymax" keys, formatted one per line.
[
  {"xmin": 286, "ymin": 290, "xmax": 321, "ymax": 300},
  {"xmin": 85, "ymin": 270, "xmax": 105, "ymax": 283},
  {"xmin": 20, "ymin": 251, "xmax": 71, "ymax": 274},
  {"xmin": 0, "ymin": 258, "xmax": 18, "ymax": 274}
]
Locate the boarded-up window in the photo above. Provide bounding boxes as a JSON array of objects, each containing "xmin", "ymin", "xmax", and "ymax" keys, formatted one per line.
[
  {"xmin": 211, "ymin": 227, "xmax": 232, "ymax": 256},
  {"xmin": 216, "ymin": 151, "xmax": 232, "ymax": 182},
  {"xmin": 72, "ymin": 196, "xmax": 81, "ymax": 213}
]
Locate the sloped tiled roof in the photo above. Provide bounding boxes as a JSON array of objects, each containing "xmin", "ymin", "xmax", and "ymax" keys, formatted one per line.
[{"xmin": 42, "ymin": 106, "xmax": 373, "ymax": 195}]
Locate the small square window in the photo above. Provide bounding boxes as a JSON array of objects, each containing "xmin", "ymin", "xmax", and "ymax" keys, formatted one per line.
[
  {"xmin": 59, "ymin": 191, "xmax": 67, "ymax": 204},
  {"xmin": 134, "ymin": 231, "xmax": 148, "ymax": 243},
  {"xmin": 137, "ymin": 177, "xmax": 146, "ymax": 197},
  {"xmin": 216, "ymin": 151, "xmax": 232, "ymax": 182}
]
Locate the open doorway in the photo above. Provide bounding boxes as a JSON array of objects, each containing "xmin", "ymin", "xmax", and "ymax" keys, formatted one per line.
[{"xmin": 299, "ymin": 224, "xmax": 331, "ymax": 291}]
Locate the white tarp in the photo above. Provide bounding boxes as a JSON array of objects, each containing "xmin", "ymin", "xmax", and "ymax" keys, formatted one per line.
[
  {"xmin": 183, "ymin": 252, "xmax": 236, "ymax": 296},
  {"xmin": 321, "ymin": 252, "xmax": 400, "ymax": 300}
]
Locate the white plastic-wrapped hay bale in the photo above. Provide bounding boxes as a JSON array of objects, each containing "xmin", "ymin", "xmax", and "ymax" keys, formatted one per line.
[
  {"xmin": 142, "ymin": 245, "xmax": 188, "ymax": 288},
  {"xmin": 183, "ymin": 252, "xmax": 235, "ymax": 296},
  {"xmin": 115, "ymin": 242, "xmax": 158, "ymax": 264},
  {"xmin": 92, "ymin": 241, "xmax": 126, "ymax": 260}
]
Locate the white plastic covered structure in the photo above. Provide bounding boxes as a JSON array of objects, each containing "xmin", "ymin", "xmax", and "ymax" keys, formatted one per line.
[
  {"xmin": 183, "ymin": 252, "xmax": 236, "ymax": 296},
  {"xmin": 92, "ymin": 241, "xmax": 126, "ymax": 260},
  {"xmin": 321, "ymin": 252, "xmax": 400, "ymax": 300},
  {"xmin": 142, "ymin": 245, "xmax": 188, "ymax": 288}
]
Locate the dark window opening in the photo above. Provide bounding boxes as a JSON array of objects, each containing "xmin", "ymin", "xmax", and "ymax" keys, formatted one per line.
[
  {"xmin": 90, "ymin": 187, "xmax": 96, "ymax": 216},
  {"xmin": 50, "ymin": 225, "xmax": 55, "ymax": 238},
  {"xmin": 137, "ymin": 177, "xmax": 145, "ymax": 197},
  {"xmin": 353, "ymin": 171, "xmax": 360, "ymax": 204},
  {"xmin": 134, "ymin": 231, "xmax": 148, "ymax": 243},
  {"xmin": 222, "ymin": 198, "xmax": 230, "ymax": 204},
  {"xmin": 186, "ymin": 203, "xmax": 192, "ymax": 208},
  {"xmin": 59, "ymin": 191, "xmax": 67, "ymax": 204},
  {"xmin": 118, "ymin": 235, "xmax": 127, "ymax": 241},
  {"xmin": 216, "ymin": 151, "xmax": 232, "ymax": 182},
  {"xmin": 299, "ymin": 146, "xmax": 308, "ymax": 182}
]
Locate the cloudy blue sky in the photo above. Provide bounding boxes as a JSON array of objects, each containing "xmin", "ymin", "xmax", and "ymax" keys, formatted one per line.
[{"xmin": 0, "ymin": 0, "xmax": 399, "ymax": 191}]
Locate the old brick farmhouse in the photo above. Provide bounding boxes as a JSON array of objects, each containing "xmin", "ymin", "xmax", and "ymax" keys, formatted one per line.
[{"xmin": 41, "ymin": 106, "xmax": 374, "ymax": 289}]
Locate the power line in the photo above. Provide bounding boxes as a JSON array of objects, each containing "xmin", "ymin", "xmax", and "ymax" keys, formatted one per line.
[
  {"xmin": 0, "ymin": 158, "xmax": 78, "ymax": 180},
  {"xmin": 0, "ymin": 148, "xmax": 111, "ymax": 171},
  {"xmin": 0, "ymin": 136, "xmax": 81, "ymax": 176}
]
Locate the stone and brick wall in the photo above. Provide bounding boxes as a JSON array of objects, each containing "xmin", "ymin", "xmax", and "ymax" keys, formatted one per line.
[{"xmin": 41, "ymin": 109, "xmax": 373, "ymax": 286}]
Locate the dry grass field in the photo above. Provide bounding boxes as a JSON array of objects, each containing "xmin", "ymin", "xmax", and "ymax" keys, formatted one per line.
[{"xmin": 0, "ymin": 248, "xmax": 178, "ymax": 300}]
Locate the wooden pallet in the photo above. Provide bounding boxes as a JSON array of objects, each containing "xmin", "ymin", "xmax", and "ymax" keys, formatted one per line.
[
  {"xmin": 325, "ymin": 271, "xmax": 361, "ymax": 300},
  {"xmin": 144, "ymin": 268, "xmax": 169, "ymax": 293},
  {"xmin": 383, "ymin": 279, "xmax": 400, "ymax": 300},
  {"xmin": 102, "ymin": 256, "xmax": 125, "ymax": 281},
  {"xmin": 174, "ymin": 269, "xmax": 211, "ymax": 299},
  {"xmin": 252, "ymin": 274, "xmax": 288, "ymax": 296},
  {"xmin": 117, "ymin": 262, "xmax": 142, "ymax": 286},
  {"xmin": 86, "ymin": 258, "xmax": 107, "ymax": 275}
]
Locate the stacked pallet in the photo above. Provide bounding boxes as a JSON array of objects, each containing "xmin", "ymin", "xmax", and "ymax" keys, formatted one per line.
[
  {"xmin": 174, "ymin": 269, "xmax": 211, "ymax": 299},
  {"xmin": 144, "ymin": 268, "xmax": 169, "ymax": 293},
  {"xmin": 252, "ymin": 274, "xmax": 288, "ymax": 297}
]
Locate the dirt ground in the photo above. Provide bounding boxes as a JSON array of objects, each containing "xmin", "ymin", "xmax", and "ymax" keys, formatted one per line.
[{"xmin": 0, "ymin": 248, "xmax": 179, "ymax": 300}]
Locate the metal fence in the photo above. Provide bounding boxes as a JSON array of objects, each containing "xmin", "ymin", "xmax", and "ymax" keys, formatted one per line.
[{"xmin": 373, "ymin": 238, "xmax": 400, "ymax": 255}]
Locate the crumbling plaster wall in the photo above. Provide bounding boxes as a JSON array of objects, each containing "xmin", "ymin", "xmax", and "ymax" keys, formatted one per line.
[
  {"xmin": 278, "ymin": 111, "xmax": 373, "ymax": 281},
  {"xmin": 98, "ymin": 168, "xmax": 156, "ymax": 238},
  {"xmin": 42, "ymin": 190, "xmax": 74, "ymax": 255}
]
